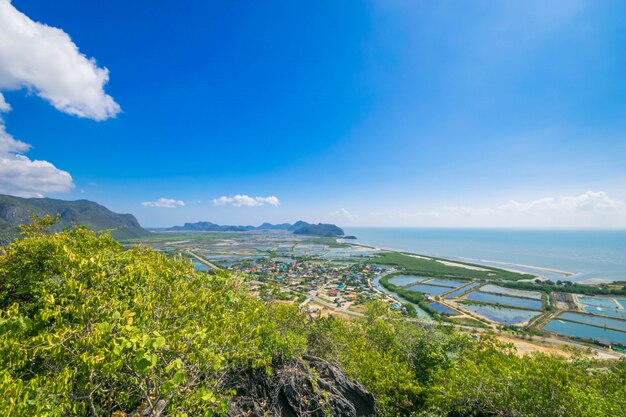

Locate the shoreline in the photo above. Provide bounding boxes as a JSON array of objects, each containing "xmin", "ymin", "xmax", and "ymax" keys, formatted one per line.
[
  {"xmin": 342, "ymin": 240, "xmax": 594, "ymax": 283},
  {"xmin": 463, "ymin": 258, "xmax": 574, "ymax": 277}
]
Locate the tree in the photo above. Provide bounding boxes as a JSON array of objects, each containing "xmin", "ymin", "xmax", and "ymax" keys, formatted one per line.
[{"xmin": 0, "ymin": 223, "xmax": 303, "ymax": 416}]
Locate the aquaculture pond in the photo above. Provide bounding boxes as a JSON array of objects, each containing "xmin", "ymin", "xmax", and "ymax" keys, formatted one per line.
[
  {"xmin": 404, "ymin": 284, "xmax": 451, "ymax": 295},
  {"xmin": 422, "ymin": 278, "xmax": 465, "ymax": 288},
  {"xmin": 479, "ymin": 284, "xmax": 542, "ymax": 300},
  {"xmin": 559, "ymin": 312, "xmax": 626, "ymax": 332},
  {"xmin": 388, "ymin": 275, "xmax": 426, "ymax": 286},
  {"xmin": 191, "ymin": 259, "xmax": 210, "ymax": 271},
  {"xmin": 461, "ymin": 304, "xmax": 541, "ymax": 325},
  {"xmin": 577, "ymin": 296, "xmax": 617, "ymax": 308},
  {"xmin": 618, "ymin": 299, "xmax": 626, "ymax": 309},
  {"xmin": 544, "ymin": 320, "xmax": 626, "ymax": 345},
  {"xmin": 428, "ymin": 302, "xmax": 458, "ymax": 315},
  {"xmin": 582, "ymin": 306, "xmax": 626, "ymax": 319},
  {"xmin": 465, "ymin": 291, "xmax": 543, "ymax": 310},
  {"xmin": 372, "ymin": 277, "xmax": 430, "ymax": 319},
  {"xmin": 444, "ymin": 282, "xmax": 480, "ymax": 299}
]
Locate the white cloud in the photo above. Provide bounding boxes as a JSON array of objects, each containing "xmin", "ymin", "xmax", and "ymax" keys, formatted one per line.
[
  {"xmin": 0, "ymin": 154, "xmax": 73, "ymax": 198},
  {"xmin": 142, "ymin": 198, "xmax": 185, "ymax": 208},
  {"xmin": 356, "ymin": 191, "xmax": 626, "ymax": 228},
  {"xmin": 212, "ymin": 195, "xmax": 281, "ymax": 207},
  {"xmin": 0, "ymin": 0, "xmax": 119, "ymax": 198},
  {"xmin": 330, "ymin": 207, "xmax": 355, "ymax": 222},
  {"xmin": 0, "ymin": 122, "xmax": 73, "ymax": 197},
  {"xmin": 440, "ymin": 191, "xmax": 626, "ymax": 228},
  {"xmin": 0, "ymin": 0, "xmax": 120, "ymax": 120},
  {"xmin": 0, "ymin": 93, "xmax": 10, "ymax": 112},
  {"xmin": 445, "ymin": 191, "xmax": 623, "ymax": 217}
]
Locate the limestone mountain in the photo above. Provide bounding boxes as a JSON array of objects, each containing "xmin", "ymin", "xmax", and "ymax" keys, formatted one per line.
[{"xmin": 0, "ymin": 194, "xmax": 149, "ymax": 242}]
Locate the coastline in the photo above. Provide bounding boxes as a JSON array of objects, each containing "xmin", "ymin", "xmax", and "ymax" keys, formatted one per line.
[
  {"xmin": 342, "ymin": 240, "xmax": 588, "ymax": 283},
  {"xmin": 458, "ymin": 258, "xmax": 574, "ymax": 277}
]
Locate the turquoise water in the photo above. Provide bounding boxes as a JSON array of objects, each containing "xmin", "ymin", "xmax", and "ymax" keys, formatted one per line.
[
  {"xmin": 388, "ymin": 275, "xmax": 425, "ymax": 286},
  {"xmin": 372, "ymin": 277, "xmax": 430, "ymax": 319},
  {"xmin": 578, "ymin": 296, "xmax": 617, "ymax": 308},
  {"xmin": 346, "ymin": 228, "xmax": 626, "ymax": 282},
  {"xmin": 191, "ymin": 259, "xmax": 210, "ymax": 271},
  {"xmin": 480, "ymin": 284, "xmax": 542, "ymax": 300},
  {"xmin": 619, "ymin": 299, "xmax": 626, "ymax": 309},
  {"xmin": 559, "ymin": 312, "xmax": 626, "ymax": 332},
  {"xmin": 423, "ymin": 278, "xmax": 465, "ymax": 288},
  {"xmin": 429, "ymin": 302, "xmax": 457, "ymax": 315},
  {"xmin": 544, "ymin": 320, "xmax": 626, "ymax": 345},
  {"xmin": 444, "ymin": 282, "xmax": 480, "ymax": 298},
  {"xmin": 583, "ymin": 306, "xmax": 626, "ymax": 319},
  {"xmin": 462, "ymin": 304, "xmax": 541, "ymax": 325},
  {"xmin": 465, "ymin": 291, "xmax": 543, "ymax": 310},
  {"xmin": 405, "ymin": 283, "xmax": 450, "ymax": 295}
]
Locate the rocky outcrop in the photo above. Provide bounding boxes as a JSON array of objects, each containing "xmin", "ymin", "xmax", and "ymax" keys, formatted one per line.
[{"xmin": 226, "ymin": 355, "xmax": 376, "ymax": 416}]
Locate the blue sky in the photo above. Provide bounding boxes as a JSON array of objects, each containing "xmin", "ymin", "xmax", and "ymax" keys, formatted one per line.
[{"xmin": 1, "ymin": 0, "xmax": 625, "ymax": 227}]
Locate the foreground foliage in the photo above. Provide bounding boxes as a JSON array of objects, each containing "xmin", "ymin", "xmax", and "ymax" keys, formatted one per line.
[
  {"xmin": 1, "ymin": 220, "xmax": 624, "ymax": 416},
  {"xmin": 0, "ymin": 219, "xmax": 302, "ymax": 416}
]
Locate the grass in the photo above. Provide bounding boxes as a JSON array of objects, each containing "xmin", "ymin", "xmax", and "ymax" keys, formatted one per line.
[
  {"xmin": 121, "ymin": 231, "xmax": 240, "ymax": 244},
  {"xmin": 448, "ymin": 317, "xmax": 490, "ymax": 329},
  {"xmin": 373, "ymin": 252, "xmax": 533, "ymax": 281}
]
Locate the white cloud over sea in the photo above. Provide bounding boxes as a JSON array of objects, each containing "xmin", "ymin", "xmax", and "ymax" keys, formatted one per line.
[
  {"xmin": 212, "ymin": 195, "xmax": 280, "ymax": 207},
  {"xmin": 439, "ymin": 191, "xmax": 626, "ymax": 228},
  {"xmin": 0, "ymin": 0, "xmax": 119, "ymax": 197},
  {"xmin": 142, "ymin": 198, "xmax": 185, "ymax": 208},
  {"xmin": 356, "ymin": 191, "xmax": 626, "ymax": 228},
  {"xmin": 443, "ymin": 191, "xmax": 623, "ymax": 218}
]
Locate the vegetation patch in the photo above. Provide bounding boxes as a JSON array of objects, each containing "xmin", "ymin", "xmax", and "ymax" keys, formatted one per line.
[
  {"xmin": 373, "ymin": 252, "xmax": 533, "ymax": 281},
  {"xmin": 499, "ymin": 279, "xmax": 626, "ymax": 296}
]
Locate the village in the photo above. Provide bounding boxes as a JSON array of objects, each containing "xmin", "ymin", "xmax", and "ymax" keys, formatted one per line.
[{"xmin": 230, "ymin": 258, "xmax": 406, "ymax": 316}]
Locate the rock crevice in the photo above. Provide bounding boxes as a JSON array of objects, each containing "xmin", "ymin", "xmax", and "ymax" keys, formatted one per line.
[{"xmin": 227, "ymin": 355, "xmax": 376, "ymax": 416}]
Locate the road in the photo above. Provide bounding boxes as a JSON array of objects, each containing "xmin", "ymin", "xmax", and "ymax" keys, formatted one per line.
[{"xmin": 187, "ymin": 250, "xmax": 221, "ymax": 270}]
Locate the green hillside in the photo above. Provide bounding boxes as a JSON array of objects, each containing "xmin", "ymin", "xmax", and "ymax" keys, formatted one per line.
[{"xmin": 0, "ymin": 195, "xmax": 148, "ymax": 242}]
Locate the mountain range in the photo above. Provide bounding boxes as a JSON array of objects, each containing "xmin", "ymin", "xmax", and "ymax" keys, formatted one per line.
[
  {"xmin": 168, "ymin": 220, "xmax": 345, "ymax": 237},
  {"xmin": 0, "ymin": 194, "xmax": 345, "ymax": 243},
  {"xmin": 0, "ymin": 194, "xmax": 149, "ymax": 242}
]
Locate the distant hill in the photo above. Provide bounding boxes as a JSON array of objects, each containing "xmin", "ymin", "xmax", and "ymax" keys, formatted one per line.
[
  {"xmin": 0, "ymin": 195, "xmax": 149, "ymax": 243},
  {"xmin": 169, "ymin": 220, "xmax": 345, "ymax": 237},
  {"xmin": 292, "ymin": 223, "xmax": 345, "ymax": 237},
  {"xmin": 169, "ymin": 221, "xmax": 256, "ymax": 232}
]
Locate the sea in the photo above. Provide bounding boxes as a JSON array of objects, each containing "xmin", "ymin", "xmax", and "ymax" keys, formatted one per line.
[{"xmin": 344, "ymin": 228, "xmax": 626, "ymax": 284}]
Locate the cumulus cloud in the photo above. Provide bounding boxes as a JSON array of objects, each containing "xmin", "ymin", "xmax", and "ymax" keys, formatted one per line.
[
  {"xmin": 142, "ymin": 198, "xmax": 185, "ymax": 208},
  {"xmin": 330, "ymin": 208, "xmax": 355, "ymax": 222},
  {"xmin": 0, "ymin": 0, "xmax": 120, "ymax": 120},
  {"xmin": 0, "ymin": 1, "xmax": 120, "ymax": 197},
  {"xmin": 446, "ymin": 191, "xmax": 623, "ymax": 217},
  {"xmin": 439, "ymin": 191, "xmax": 626, "ymax": 228},
  {"xmin": 0, "ymin": 93, "xmax": 10, "ymax": 112},
  {"xmin": 212, "ymin": 195, "xmax": 280, "ymax": 207},
  {"xmin": 0, "ymin": 120, "xmax": 73, "ymax": 197}
]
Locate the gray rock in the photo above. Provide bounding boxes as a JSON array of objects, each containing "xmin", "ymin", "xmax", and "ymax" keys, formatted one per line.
[{"xmin": 227, "ymin": 355, "xmax": 376, "ymax": 416}]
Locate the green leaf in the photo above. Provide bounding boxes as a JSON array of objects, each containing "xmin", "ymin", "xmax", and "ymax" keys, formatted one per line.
[{"xmin": 136, "ymin": 357, "xmax": 152, "ymax": 372}]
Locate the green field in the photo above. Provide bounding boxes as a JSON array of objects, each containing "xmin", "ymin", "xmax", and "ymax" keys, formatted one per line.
[
  {"xmin": 121, "ymin": 231, "xmax": 240, "ymax": 244},
  {"xmin": 373, "ymin": 251, "xmax": 533, "ymax": 281}
]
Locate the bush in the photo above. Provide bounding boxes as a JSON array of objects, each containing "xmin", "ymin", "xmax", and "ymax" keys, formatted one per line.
[{"xmin": 0, "ymin": 220, "xmax": 303, "ymax": 416}]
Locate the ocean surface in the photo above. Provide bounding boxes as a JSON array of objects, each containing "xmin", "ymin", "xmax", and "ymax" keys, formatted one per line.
[{"xmin": 344, "ymin": 228, "xmax": 626, "ymax": 283}]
